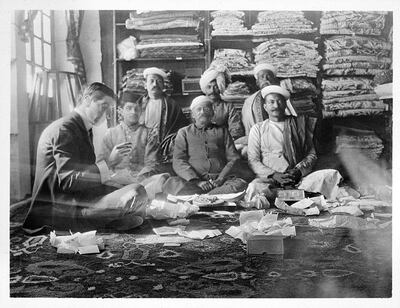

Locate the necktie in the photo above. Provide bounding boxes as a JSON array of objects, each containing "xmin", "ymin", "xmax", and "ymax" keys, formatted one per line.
[{"xmin": 88, "ymin": 128, "xmax": 93, "ymax": 146}]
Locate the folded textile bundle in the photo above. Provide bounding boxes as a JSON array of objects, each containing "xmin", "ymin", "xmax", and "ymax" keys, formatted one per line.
[
  {"xmin": 126, "ymin": 11, "xmax": 200, "ymax": 30},
  {"xmin": 137, "ymin": 42, "xmax": 204, "ymax": 58},
  {"xmin": 252, "ymin": 11, "xmax": 316, "ymax": 36},
  {"xmin": 336, "ymin": 133, "xmax": 384, "ymax": 160},
  {"xmin": 320, "ymin": 11, "xmax": 387, "ymax": 36},
  {"xmin": 211, "ymin": 10, "xmax": 252, "ymax": 36},
  {"xmin": 222, "ymin": 81, "xmax": 251, "ymax": 97},
  {"xmin": 212, "ymin": 48, "xmax": 254, "ymax": 74},
  {"xmin": 321, "ymin": 77, "xmax": 386, "ymax": 118},
  {"xmin": 323, "ymin": 36, "xmax": 391, "ymax": 77},
  {"xmin": 121, "ymin": 68, "xmax": 173, "ymax": 95},
  {"xmin": 254, "ymin": 38, "xmax": 321, "ymax": 78},
  {"xmin": 280, "ymin": 78, "xmax": 318, "ymax": 115}
]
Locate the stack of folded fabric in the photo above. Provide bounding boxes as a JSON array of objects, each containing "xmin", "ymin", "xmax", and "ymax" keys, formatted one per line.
[
  {"xmin": 251, "ymin": 11, "xmax": 316, "ymax": 36},
  {"xmin": 336, "ymin": 132, "xmax": 384, "ymax": 160},
  {"xmin": 212, "ymin": 49, "xmax": 254, "ymax": 75},
  {"xmin": 281, "ymin": 78, "xmax": 318, "ymax": 115},
  {"xmin": 210, "ymin": 11, "xmax": 252, "ymax": 36},
  {"xmin": 253, "ymin": 38, "xmax": 321, "ymax": 78},
  {"xmin": 121, "ymin": 68, "xmax": 173, "ymax": 95},
  {"xmin": 321, "ymin": 77, "xmax": 386, "ymax": 118},
  {"xmin": 222, "ymin": 81, "xmax": 251, "ymax": 99},
  {"xmin": 125, "ymin": 11, "xmax": 204, "ymax": 58},
  {"xmin": 323, "ymin": 36, "xmax": 392, "ymax": 77},
  {"xmin": 126, "ymin": 11, "xmax": 200, "ymax": 30},
  {"xmin": 320, "ymin": 11, "xmax": 387, "ymax": 36}
]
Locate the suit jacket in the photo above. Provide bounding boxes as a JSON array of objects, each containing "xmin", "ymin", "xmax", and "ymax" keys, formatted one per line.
[{"xmin": 23, "ymin": 111, "xmax": 116, "ymax": 233}]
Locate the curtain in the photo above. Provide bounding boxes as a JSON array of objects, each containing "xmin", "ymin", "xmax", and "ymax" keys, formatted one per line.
[{"xmin": 66, "ymin": 10, "xmax": 87, "ymax": 84}]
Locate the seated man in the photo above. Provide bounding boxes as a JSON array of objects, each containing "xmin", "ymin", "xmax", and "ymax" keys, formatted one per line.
[
  {"xmin": 163, "ymin": 96, "xmax": 248, "ymax": 195},
  {"xmin": 23, "ymin": 83, "xmax": 148, "ymax": 234},
  {"xmin": 240, "ymin": 63, "xmax": 297, "ymax": 156},
  {"xmin": 246, "ymin": 85, "xmax": 317, "ymax": 202},
  {"xmin": 199, "ymin": 66, "xmax": 244, "ymax": 140},
  {"xmin": 97, "ymin": 90, "xmax": 170, "ymax": 200},
  {"xmin": 137, "ymin": 67, "xmax": 189, "ymax": 163}
]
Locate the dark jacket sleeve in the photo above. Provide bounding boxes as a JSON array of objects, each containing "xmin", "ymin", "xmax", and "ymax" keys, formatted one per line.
[
  {"xmin": 166, "ymin": 97, "xmax": 190, "ymax": 136},
  {"xmin": 53, "ymin": 128, "xmax": 104, "ymax": 193},
  {"xmin": 218, "ymin": 128, "xmax": 241, "ymax": 180},
  {"xmin": 172, "ymin": 128, "xmax": 200, "ymax": 181}
]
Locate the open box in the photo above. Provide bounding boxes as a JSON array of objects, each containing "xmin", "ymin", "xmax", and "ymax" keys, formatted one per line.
[{"xmin": 247, "ymin": 234, "xmax": 285, "ymax": 255}]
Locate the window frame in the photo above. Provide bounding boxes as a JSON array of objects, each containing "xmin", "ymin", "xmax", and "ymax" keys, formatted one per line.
[{"xmin": 25, "ymin": 10, "xmax": 54, "ymax": 94}]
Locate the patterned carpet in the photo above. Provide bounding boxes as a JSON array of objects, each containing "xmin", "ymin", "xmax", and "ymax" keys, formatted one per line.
[{"xmin": 10, "ymin": 209, "xmax": 392, "ymax": 298}]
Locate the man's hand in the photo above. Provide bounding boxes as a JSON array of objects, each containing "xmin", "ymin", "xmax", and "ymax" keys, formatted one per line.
[
  {"xmin": 286, "ymin": 168, "xmax": 302, "ymax": 184},
  {"xmin": 210, "ymin": 177, "xmax": 225, "ymax": 188},
  {"xmin": 109, "ymin": 142, "xmax": 132, "ymax": 167},
  {"xmin": 196, "ymin": 180, "xmax": 214, "ymax": 192},
  {"xmin": 271, "ymin": 172, "xmax": 295, "ymax": 187}
]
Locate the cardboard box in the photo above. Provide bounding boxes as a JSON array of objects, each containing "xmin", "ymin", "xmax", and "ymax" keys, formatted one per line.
[{"xmin": 247, "ymin": 235, "xmax": 285, "ymax": 255}]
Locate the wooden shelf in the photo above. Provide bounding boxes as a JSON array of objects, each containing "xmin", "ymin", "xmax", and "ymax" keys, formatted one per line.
[{"xmin": 117, "ymin": 57, "xmax": 206, "ymax": 63}]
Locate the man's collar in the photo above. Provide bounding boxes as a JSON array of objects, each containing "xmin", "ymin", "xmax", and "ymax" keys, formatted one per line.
[{"xmin": 74, "ymin": 108, "xmax": 93, "ymax": 131}]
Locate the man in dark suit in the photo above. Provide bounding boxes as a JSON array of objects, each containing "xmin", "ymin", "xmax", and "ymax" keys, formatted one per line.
[{"xmin": 23, "ymin": 83, "xmax": 148, "ymax": 234}]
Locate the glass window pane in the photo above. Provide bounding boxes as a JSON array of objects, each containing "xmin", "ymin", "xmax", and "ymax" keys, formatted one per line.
[
  {"xmin": 33, "ymin": 12, "xmax": 42, "ymax": 37},
  {"xmin": 25, "ymin": 41, "xmax": 31, "ymax": 61},
  {"xmin": 43, "ymin": 15, "xmax": 51, "ymax": 42},
  {"xmin": 34, "ymin": 37, "xmax": 42, "ymax": 65},
  {"xmin": 42, "ymin": 10, "xmax": 51, "ymax": 17},
  {"xmin": 44, "ymin": 43, "xmax": 51, "ymax": 69},
  {"xmin": 26, "ymin": 64, "xmax": 33, "ymax": 93}
]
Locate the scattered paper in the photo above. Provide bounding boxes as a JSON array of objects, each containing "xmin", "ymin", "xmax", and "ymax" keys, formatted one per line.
[
  {"xmin": 153, "ymin": 226, "xmax": 186, "ymax": 236},
  {"xmin": 239, "ymin": 210, "xmax": 265, "ymax": 225},
  {"xmin": 178, "ymin": 229, "xmax": 222, "ymax": 240},
  {"xmin": 167, "ymin": 218, "xmax": 190, "ymax": 226},
  {"xmin": 213, "ymin": 210, "xmax": 234, "ymax": 215},
  {"xmin": 291, "ymin": 198, "xmax": 314, "ymax": 209},
  {"xmin": 146, "ymin": 200, "xmax": 199, "ymax": 220},
  {"xmin": 50, "ymin": 230, "xmax": 104, "ymax": 255},
  {"xmin": 330, "ymin": 206, "xmax": 363, "ymax": 217},
  {"xmin": 304, "ymin": 207, "xmax": 320, "ymax": 216},
  {"xmin": 275, "ymin": 198, "xmax": 305, "ymax": 216},
  {"xmin": 257, "ymin": 213, "xmax": 278, "ymax": 231},
  {"xmin": 298, "ymin": 169, "xmax": 342, "ymax": 200},
  {"xmin": 163, "ymin": 243, "xmax": 181, "ymax": 247}
]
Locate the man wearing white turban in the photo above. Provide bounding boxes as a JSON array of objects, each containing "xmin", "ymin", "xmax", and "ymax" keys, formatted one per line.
[
  {"xmin": 245, "ymin": 85, "xmax": 319, "ymax": 207},
  {"xmin": 137, "ymin": 67, "xmax": 189, "ymax": 164},
  {"xmin": 199, "ymin": 66, "xmax": 244, "ymax": 140},
  {"xmin": 241, "ymin": 63, "xmax": 297, "ymax": 136},
  {"xmin": 162, "ymin": 95, "xmax": 248, "ymax": 195}
]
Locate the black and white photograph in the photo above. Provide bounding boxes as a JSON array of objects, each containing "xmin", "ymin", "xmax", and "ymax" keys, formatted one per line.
[{"xmin": 3, "ymin": 0, "xmax": 399, "ymax": 305}]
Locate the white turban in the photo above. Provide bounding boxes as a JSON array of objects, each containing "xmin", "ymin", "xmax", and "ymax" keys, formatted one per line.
[
  {"xmin": 143, "ymin": 67, "xmax": 167, "ymax": 80},
  {"xmin": 253, "ymin": 63, "xmax": 277, "ymax": 79},
  {"xmin": 261, "ymin": 85, "xmax": 290, "ymax": 99},
  {"xmin": 261, "ymin": 85, "xmax": 297, "ymax": 116},
  {"xmin": 199, "ymin": 65, "xmax": 230, "ymax": 94},
  {"xmin": 190, "ymin": 95, "xmax": 212, "ymax": 111}
]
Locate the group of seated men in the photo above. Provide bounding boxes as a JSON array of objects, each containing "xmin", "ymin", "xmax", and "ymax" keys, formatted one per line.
[{"xmin": 23, "ymin": 63, "xmax": 322, "ymax": 234}]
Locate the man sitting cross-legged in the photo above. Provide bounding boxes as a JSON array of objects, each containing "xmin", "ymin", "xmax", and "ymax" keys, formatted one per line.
[
  {"xmin": 163, "ymin": 96, "xmax": 248, "ymax": 196},
  {"xmin": 98, "ymin": 90, "xmax": 170, "ymax": 200}
]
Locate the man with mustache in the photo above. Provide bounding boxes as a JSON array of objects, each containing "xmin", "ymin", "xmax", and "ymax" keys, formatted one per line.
[
  {"xmin": 199, "ymin": 66, "xmax": 244, "ymax": 140},
  {"xmin": 23, "ymin": 83, "xmax": 148, "ymax": 234},
  {"xmin": 137, "ymin": 67, "xmax": 189, "ymax": 163},
  {"xmin": 98, "ymin": 90, "xmax": 170, "ymax": 200},
  {"xmin": 163, "ymin": 96, "xmax": 247, "ymax": 195},
  {"xmin": 245, "ymin": 85, "xmax": 317, "ymax": 205}
]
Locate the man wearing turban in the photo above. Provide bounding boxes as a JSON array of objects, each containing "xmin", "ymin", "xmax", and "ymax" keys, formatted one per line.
[
  {"xmin": 199, "ymin": 66, "xmax": 244, "ymax": 140},
  {"xmin": 163, "ymin": 96, "xmax": 248, "ymax": 195}
]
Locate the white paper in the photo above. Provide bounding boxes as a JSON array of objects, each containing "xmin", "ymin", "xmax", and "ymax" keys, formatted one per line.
[
  {"xmin": 330, "ymin": 205, "xmax": 363, "ymax": 217},
  {"xmin": 135, "ymin": 235, "xmax": 193, "ymax": 244},
  {"xmin": 50, "ymin": 230, "xmax": 103, "ymax": 255},
  {"xmin": 153, "ymin": 226, "xmax": 186, "ymax": 236},
  {"xmin": 146, "ymin": 200, "xmax": 199, "ymax": 220},
  {"xmin": 239, "ymin": 210, "xmax": 265, "ymax": 225},
  {"xmin": 213, "ymin": 210, "xmax": 234, "ymax": 215},
  {"xmin": 163, "ymin": 243, "xmax": 181, "ymax": 247},
  {"xmin": 291, "ymin": 198, "xmax": 314, "ymax": 209},
  {"xmin": 298, "ymin": 169, "xmax": 342, "ymax": 200},
  {"xmin": 257, "ymin": 213, "xmax": 278, "ymax": 231},
  {"xmin": 178, "ymin": 229, "xmax": 222, "ymax": 240},
  {"xmin": 304, "ymin": 207, "xmax": 320, "ymax": 216}
]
